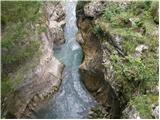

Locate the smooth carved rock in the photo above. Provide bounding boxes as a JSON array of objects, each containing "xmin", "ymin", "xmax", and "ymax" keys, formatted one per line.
[{"xmin": 78, "ymin": 17, "xmax": 120, "ymax": 118}]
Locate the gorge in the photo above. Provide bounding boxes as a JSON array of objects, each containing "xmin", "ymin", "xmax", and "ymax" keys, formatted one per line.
[{"xmin": 1, "ymin": 0, "xmax": 159, "ymax": 119}]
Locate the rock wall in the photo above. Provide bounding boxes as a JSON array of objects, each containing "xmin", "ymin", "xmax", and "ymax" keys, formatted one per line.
[
  {"xmin": 77, "ymin": 8, "xmax": 120, "ymax": 119},
  {"xmin": 4, "ymin": 1, "xmax": 65, "ymax": 118}
]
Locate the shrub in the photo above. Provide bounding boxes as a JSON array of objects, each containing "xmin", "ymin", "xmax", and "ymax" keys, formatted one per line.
[
  {"xmin": 129, "ymin": 95, "xmax": 153, "ymax": 118},
  {"xmin": 1, "ymin": 1, "xmax": 41, "ymax": 25},
  {"xmin": 110, "ymin": 55, "xmax": 158, "ymax": 95}
]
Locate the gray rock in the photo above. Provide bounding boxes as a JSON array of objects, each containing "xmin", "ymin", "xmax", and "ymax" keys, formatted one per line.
[
  {"xmin": 134, "ymin": 44, "xmax": 148, "ymax": 58},
  {"xmin": 152, "ymin": 103, "xmax": 159, "ymax": 119},
  {"xmin": 44, "ymin": 1, "xmax": 65, "ymax": 22},
  {"xmin": 6, "ymin": 33, "xmax": 64, "ymax": 118},
  {"xmin": 76, "ymin": 32, "xmax": 84, "ymax": 44},
  {"xmin": 122, "ymin": 105, "xmax": 141, "ymax": 119},
  {"xmin": 48, "ymin": 16, "xmax": 65, "ymax": 45},
  {"xmin": 84, "ymin": 1, "xmax": 107, "ymax": 18}
]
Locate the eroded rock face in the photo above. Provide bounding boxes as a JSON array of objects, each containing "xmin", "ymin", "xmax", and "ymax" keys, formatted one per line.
[
  {"xmin": 77, "ymin": 15, "xmax": 120, "ymax": 118},
  {"xmin": 44, "ymin": 1, "xmax": 65, "ymax": 22},
  {"xmin": 5, "ymin": 2, "xmax": 65, "ymax": 118},
  {"xmin": 84, "ymin": 1, "xmax": 107, "ymax": 18},
  {"xmin": 45, "ymin": 1, "xmax": 65, "ymax": 45},
  {"xmin": 48, "ymin": 20, "xmax": 65, "ymax": 45},
  {"xmin": 76, "ymin": 31, "xmax": 84, "ymax": 44}
]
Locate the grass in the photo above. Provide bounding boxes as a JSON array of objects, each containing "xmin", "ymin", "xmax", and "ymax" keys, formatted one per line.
[{"xmin": 129, "ymin": 94, "xmax": 158, "ymax": 118}]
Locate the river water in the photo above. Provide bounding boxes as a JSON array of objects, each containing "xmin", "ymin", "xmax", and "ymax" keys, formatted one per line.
[{"xmin": 33, "ymin": 1, "xmax": 96, "ymax": 118}]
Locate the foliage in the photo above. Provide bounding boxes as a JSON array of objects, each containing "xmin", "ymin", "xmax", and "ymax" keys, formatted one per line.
[
  {"xmin": 110, "ymin": 54, "xmax": 158, "ymax": 106},
  {"xmin": 111, "ymin": 55, "xmax": 156, "ymax": 91},
  {"xmin": 129, "ymin": 95, "xmax": 154, "ymax": 118},
  {"xmin": 76, "ymin": 1, "xmax": 88, "ymax": 12},
  {"xmin": 88, "ymin": 107, "xmax": 108, "ymax": 119},
  {"xmin": 1, "ymin": 1, "xmax": 42, "ymax": 96},
  {"xmin": 102, "ymin": 3, "xmax": 125, "ymax": 22},
  {"xmin": 93, "ymin": 0, "xmax": 158, "ymax": 118},
  {"xmin": 91, "ymin": 25, "xmax": 101, "ymax": 35},
  {"xmin": 1, "ymin": 1, "xmax": 41, "ymax": 25}
]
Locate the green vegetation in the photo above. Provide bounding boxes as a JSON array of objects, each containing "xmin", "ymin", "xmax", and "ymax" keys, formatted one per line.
[
  {"xmin": 1, "ymin": 1, "xmax": 43, "ymax": 97},
  {"xmin": 129, "ymin": 94, "xmax": 158, "ymax": 118},
  {"xmin": 1, "ymin": 1, "xmax": 41, "ymax": 24},
  {"xmin": 92, "ymin": 1, "xmax": 158, "ymax": 118},
  {"xmin": 76, "ymin": 1, "xmax": 89, "ymax": 12},
  {"xmin": 111, "ymin": 55, "xmax": 158, "ymax": 95}
]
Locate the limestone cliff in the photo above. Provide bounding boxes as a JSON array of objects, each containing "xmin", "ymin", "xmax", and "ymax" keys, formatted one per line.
[
  {"xmin": 76, "ymin": 2, "xmax": 120, "ymax": 118},
  {"xmin": 3, "ymin": 1, "xmax": 65, "ymax": 118}
]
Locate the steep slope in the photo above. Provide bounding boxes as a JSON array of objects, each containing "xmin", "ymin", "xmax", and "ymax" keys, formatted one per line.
[
  {"xmin": 76, "ymin": 1, "xmax": 159, "ymax": 119},
  {"xmin": 2, "ymin": 1, "xmax": 65, "ymax": 118}
]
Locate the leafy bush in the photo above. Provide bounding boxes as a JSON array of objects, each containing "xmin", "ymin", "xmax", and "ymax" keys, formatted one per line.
[
  {"xmin": 110, "ymin": 55, "xmax": 158, "ymax": 95},
  {"xmin": 103, "ymin": 3, "xmax": 125, "ymax": 21},
  {"xmin": 1, "ymin": 1, "xmax": 41, "ymax": 25},
  {"xmin": 129, "ymin": 95, "xmax": 154, "ymax": 118},
  {"xmin": 76, "ymin": 1, "xmax": 89, "ymax": 12},
  {"xmin": 91, "ymin": 25, "xmax": 101, "ymax": 35}
]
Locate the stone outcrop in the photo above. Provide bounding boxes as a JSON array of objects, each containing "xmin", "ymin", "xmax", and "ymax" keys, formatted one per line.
[
  {"xmin": 4, "ymin": 1, "xmax": 65, "ymax": 118},
  {"xmin": 134, "ymin": 44, "xmax": 148, "ymax": 58},
  {"xmin": 151, "ymin": 103, "xmax": 159, "ymax": 119},
  {"xmin": 77, "ymin": 14, "xmax": 120, "ymax": 118},
  {"xmin": 44, "ymin": 1, "xmax": 65, "ymax": 22},
  {"xmin": 76, "ymin": 31, "xmax": 84, "ymax": 44},
  {"xmin": 48, "ymin": 20, "xmax": 65, "ymax": 45},
  {"xmin": 44, "ymin": 1, "xmax": 65, "ymax": 46},
  {"xmin": 84, "ymin": 1, "xmax": 107, "ymax": 18},
  {"xmin": 122, "ymin": 105, "xmax": 141, "ymax": 119}
]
